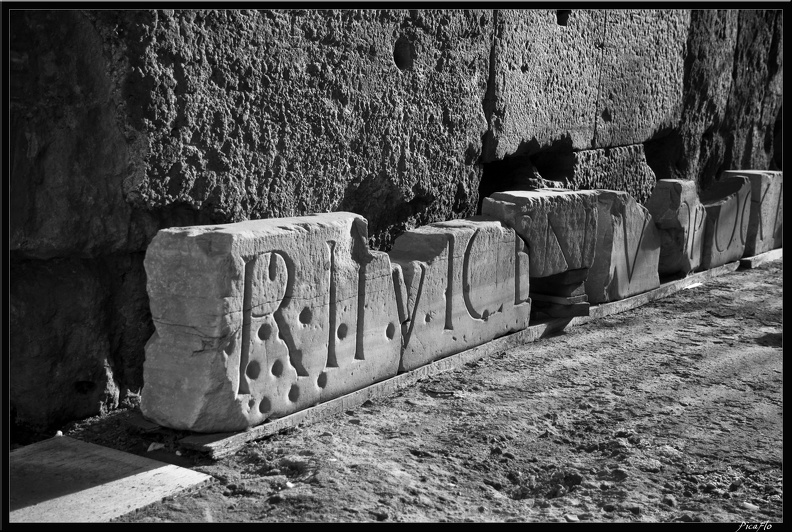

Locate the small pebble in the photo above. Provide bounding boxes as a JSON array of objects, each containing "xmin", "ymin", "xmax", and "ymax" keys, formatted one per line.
[
  {"xmin": 742, "ymin": 501, "xmax": 760, "ymax": 511},
  {"xmin": 564, "ymin": 514, "xmax": 579, "ymax": 522},
  {"xmin": 662, "ymin": 495, "xmax": 677, "ymax": 507}
]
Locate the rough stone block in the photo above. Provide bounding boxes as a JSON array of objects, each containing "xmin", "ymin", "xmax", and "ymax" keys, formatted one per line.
[
  {"xmin": 388, "ymin": 218, "xmax": 531, "ymax": 372},
  {"xmin": 481, "ymin": 190, "xmax": 599, "ymax": 278},
  {"xmin": 593, "ymin": 10, "xmax": 690, "ymax": 147},
  {"xmin": 586, "ymin": 191, "xmax": 661, "ymax": 304},
  {"xmin": 722, "ymin": 170, "xmax": 783, "ymax": 256},
  {"xmin": 142, "ymin": 212, "xmax": 402, "ymax": 432},
  {"xmin": 487, "ymin": 10, "xmax": 604, "ymax": 159},
  {"xmin": 700, "ymin": 175, "xmax": 752, "ymax": 269},
  {"xmin": 645, "ymin": 179, "xmax": 707, "ymax": 275}
]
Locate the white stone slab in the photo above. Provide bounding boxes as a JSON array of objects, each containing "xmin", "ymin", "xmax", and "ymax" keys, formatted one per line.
[
  {"xmin": 700, "ymin": 174, "xmax": 752, "ymax": 269},
  {"xmin": 142, "ymin": 213, "xmax": 401, "ymax": 432},
  {"xmin": 10, "ymin": 436, "xmax": 211, "ymax": 522},
  {"xmin": 645, "ymin": 179, "xmax": 707, "ymax": 275},
  {"xmin": 482, "ymin": 189, "xmax": 599, "ymax": 278},
  {"xmin": 586, "ymin": 190, "xmax": 661, "ymax": 304},
  {"xmin": 389, "ymin": 217, "xmax": 531, "ymax": 372},
  {"xmin": 722, "ymin": 170, "xmax": 783, "ymax": 256}
]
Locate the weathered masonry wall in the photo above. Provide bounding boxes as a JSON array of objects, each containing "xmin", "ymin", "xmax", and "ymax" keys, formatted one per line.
[{"xmin": 9, "ymin": 9, "xmax": 783, "ymax": 431}]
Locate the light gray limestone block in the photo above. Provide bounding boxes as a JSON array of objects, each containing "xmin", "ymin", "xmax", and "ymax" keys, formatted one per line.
[
  {"xmin": 722, "ymin": 170, "xmax": 783, "ymax": 256},
  {"xmin": 389, "ymin": 218, "xmax": 531, "ymax": 372},
  {"xmin": 700, "ymin": 174, "xmax": 752, "ymax": 269},
  {"xmin": 645, "ymin": 179, "xmax": 707, "ymax": 275},
  {"xmin": 481, "ymin": 190, "xmax": 599, "ymax": 278},
  {"xmin": 586, "ymin": 190, "xmax": 661, "ymax": 304},
  {"xmin": 142, "ymin": 212, "xmax": 401, "ymax": 432}
]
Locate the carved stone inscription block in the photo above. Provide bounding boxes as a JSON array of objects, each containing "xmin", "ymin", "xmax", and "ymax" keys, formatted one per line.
[
  {"xmin": 700, "ymin": 174, "xmax": 752, "ymax": 269},
  {"xmin": 722, "ymin": 170, "xmax": 783, "ymax": 256},
  {"xmin": 645, "ymin": 179, "xmax": 707, "ymax": 275},
  {"xmin": 482, "ymin": 190, "xmax": 599, "ymax": 278},
  {"xmin": 389, "ymin": 218, "xmax": 531, "ymax": 372},
  {"xmin": 586, "ymin": 190, "xmax": 661, "ymax": 304},
  {"xmin": 142, "ymin": 213, "xmax": 401, "ymax": 432}
]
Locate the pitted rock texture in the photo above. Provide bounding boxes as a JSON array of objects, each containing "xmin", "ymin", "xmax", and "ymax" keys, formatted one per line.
[
  {"xmin": 645, "ymin": 179, "xmax": 707, "ymax": 276},
  {"xmin": 700, "ymin": 175, "xmax": 752, "ymax": 270},
  {"xmin": 94, "ymin": 9, "xmax": 492, "ymax": 251},
  {"xmin": 593, "ymin": 10, "xmax": 689, "ymax": 148},
  {"xmin": 568, "ymin": 145, "xmax": 658, "ymax": 205},
  {"xmin": 644, "ymin": 10, "xmax": 783, "ymax": 191},
  {"xmin": 389, "ymin": 218, "xmax": 531, "ymax": 372},
  {"xmin": 9, "ymin": 8, "xmax": 784, "ymax": 431},
  {"xmin": 484, "ymin": 10, "xmax": 604, "ymax": 159},
  {"xmin": 721, "ymin": 170, "xmax": 783, "ymax": 256},
  {"xmin": 585, "ymin": 191, "xmax": 661, "ymax": 305},
  {"xmin": 143, "ymin": 213, "xmax": 401, "ymax": 432}
]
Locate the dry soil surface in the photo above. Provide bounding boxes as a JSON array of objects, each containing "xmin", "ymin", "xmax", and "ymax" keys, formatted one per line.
[{"xmin": 57, "ymin": 260, "xmax": 782, "ymax": 523}]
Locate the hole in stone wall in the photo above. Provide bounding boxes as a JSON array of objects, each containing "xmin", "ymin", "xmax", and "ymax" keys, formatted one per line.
[
  {"xmin": 393, "ymin": 36, "xmax": 414, "ymax": 72},
  {"xmin": 271, "ymin": 359, "xmax": 284, "ymax": 377},
  {"xmin": 318, "ymin": 372, "xmax": 328, "ymax": 388},
  {"xmin": 74, "ymin": 381, "xmax": 96, "ymax": 394},
  {"xmin": 556, "ymin": 10, "xmax": 572, "ymax": 26},
  {"xmin": 478, "ymin": 142, "xmax": 575, "ymax": 214},
  {"xmin": 644, "ymin": 130, "xmax": 685, "ymax": 182}
]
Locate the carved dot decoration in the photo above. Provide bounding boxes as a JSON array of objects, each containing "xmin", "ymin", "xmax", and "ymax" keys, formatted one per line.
[
  {"xmin": 258, "ymin": 322, "xmax": 272, "ymax": 341},
  {"xmin": 299, "ymin": 306, "xmax": 313, "ymax": 325},
  {"xmin": 425, "ymin": 313, "xmax": 432, "ymax": 323},
  {"xmin": 317, "ymin": 372, "xmax": 328, "ymax": 389},
  {"xmin": 289, "ymin": 384, "xmax": 301, "ymax": 402},
  {"xmin": 246, "ymin": 360, "xmax": 261, "ymax": 380},
  {"xmin": 259, "ymin": 396, "xmax": 271, "ymax": 414},
  {"xmin": 337, "ymin": 323, "xmax": 348, "ymax": 340},
  {"xmin": 271, "ymin": 359, "xmax": 284, "ymax": 377},
  {"xmin": 386, "ymin": 322, "xmax": 396, "ymax": 340}
]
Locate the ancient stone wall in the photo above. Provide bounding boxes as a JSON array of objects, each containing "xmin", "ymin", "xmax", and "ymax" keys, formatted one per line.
[{"xmin": 9, "ymin": 8, "xmax": 782, "ymax": 431}]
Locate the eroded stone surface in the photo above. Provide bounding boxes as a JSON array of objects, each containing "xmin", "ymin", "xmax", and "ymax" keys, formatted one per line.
[
  {"xmin": 142, "ymin": 213, "xmax": 401, "ymax": 432},
  {"xmin": 722, "ymin": 170, "xmax": 783, "ymax": 256},
  {"xmin": 645, "ymin": 179, "xmax": 707, "ymax": 275},
  {"xmin": 700, "ymin": 175, "xmax": 752, "ymax": 270},
  {"xmin": 586, "ymin": 191, "xmax": 661, "ymax": 304},
  {"xmin": 482, "ymin": 190, "xmax": 599, "ymax": 278},
  {"xmin": 389, "ymin": 218, "xmax": 531, "ymax": 372}
]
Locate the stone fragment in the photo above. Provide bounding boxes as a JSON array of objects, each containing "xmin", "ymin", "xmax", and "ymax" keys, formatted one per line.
[
  {"xmin": 645, "ymin": 179, "xmax": 707, "ymax": 275},
  {"xmin": 700, "ymin": 174, "xmax": 752, "ymax": 269},
  {"xmin": 566, "ymin": 145, "xmax": 658, "ymax": 205},
  {"xmin": 142, "ymin": 213, "xmax": 401, "ymax": 432},
  {"xmin": 721, "ymin": 170, "xmax": 783, "ymax": 256},
  {"xmin": 585, "ymin": 191, "xmax": 661, "ymax": 304},
  {"xmin": 482, "ymin": 190, "xmax": 599, "ymax": 278},
  {"xmin": 388, "ymin": 217, "xmax": 531, "ymax": 372}
]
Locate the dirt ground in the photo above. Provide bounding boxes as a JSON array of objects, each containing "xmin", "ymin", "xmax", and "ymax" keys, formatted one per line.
[{"xmin": 48, "ymin": 259, "xmax": 782, "ymax": 523}]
